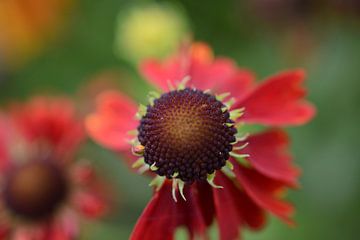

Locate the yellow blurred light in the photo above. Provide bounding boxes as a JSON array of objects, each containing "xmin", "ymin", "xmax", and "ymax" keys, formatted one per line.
[{"xmin": 115, "ymin": 3, "xmax": 189, "ymax": 64}]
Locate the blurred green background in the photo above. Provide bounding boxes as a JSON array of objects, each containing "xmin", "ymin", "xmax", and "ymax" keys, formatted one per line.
[{"xmin": 1, "ymin": 0, "xmax": 359, "ymax": 239}]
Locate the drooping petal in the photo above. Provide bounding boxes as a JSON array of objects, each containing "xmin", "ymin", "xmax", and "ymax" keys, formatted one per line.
[
  {"xmin": 195, "ymin": 181, "xmax": 215, "ymax": 227},
  {"xmin": 130, "ymin": 181, "xmax": 207, "ymax": 240},
  {"xmin": 235, "ymin": 186, "xmax": 266, "ymax": 231},
  {"xmin": 213, "ymin": 174, "xmax": 244, "ymax": 240},
  {"xmin": 236, "ymin": 69, "xmax": 315, "ymax": 126},
  {"xmin": 130, "ymin": 182, "xmax": 178, "ymax": 240},
  {"xmin": 86, "ymin": 90, "xmax": 138, "ymax": 151},
  {"xmin": 177, "ymin": 185, "xmax": 208, "ymax": 239},
  {"xmin": 239, "ymin": 129, "xmax": 300, "ymax": 186},
  {"xmin": 213, "ymin": 173, "xmax": 266, "ymax": 240},
  {"xmin": 234, "ymin": 164, "xmax": 295, "ymax": 225}
]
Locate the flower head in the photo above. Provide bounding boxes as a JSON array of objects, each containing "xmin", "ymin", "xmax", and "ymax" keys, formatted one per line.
[
  {"xmin": 137, "ymin": 88, "xmax": 238, "ymax": 183},
  {"xmin": 0, "ymin": 97, "xmax": 107, "ymax": 239},
  {"xmin": 86, "ymin": 42, "xmax": 315, "ymax": 240}
]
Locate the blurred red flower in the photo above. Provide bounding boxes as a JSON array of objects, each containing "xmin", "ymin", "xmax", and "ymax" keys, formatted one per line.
[
  {"xmin": 86, "ymin": 42, "xmax": 315, "ymax": 240},
  {"xmin": 0, "ymin": 97, "xmax": 107, "ymax": 240}
]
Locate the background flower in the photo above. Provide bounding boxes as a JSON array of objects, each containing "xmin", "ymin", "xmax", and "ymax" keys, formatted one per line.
[
  {"xmin": 0, "ymin": 97, "xmax": 108, "ymax": 240},
  {"xmin": 114, "ymin": 2, "xmax": 189, "ymax": 65}
]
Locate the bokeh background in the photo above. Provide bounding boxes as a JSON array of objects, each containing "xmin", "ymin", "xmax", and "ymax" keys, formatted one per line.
[{"xmin": 1, "ymin": 0, "xmax": 359, "ymax": 239}]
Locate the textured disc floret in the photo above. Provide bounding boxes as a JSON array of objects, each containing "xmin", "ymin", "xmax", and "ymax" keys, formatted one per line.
[
  {"xmin": 3, "ymin": 161, "xmax": 69, "ymax": 221},
  {"xmin": 138, "ymin": 88, "xmax": 237, "ymax": 183}
]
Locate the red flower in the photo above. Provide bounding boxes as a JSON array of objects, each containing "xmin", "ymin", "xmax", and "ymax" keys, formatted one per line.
[
  {"xmin": 86, "ymin": 42, "xmax": 315, "ymax": 240},
  {"xmin": 0, "ymin": 97, "xmax": 108, "ymax": 240}
]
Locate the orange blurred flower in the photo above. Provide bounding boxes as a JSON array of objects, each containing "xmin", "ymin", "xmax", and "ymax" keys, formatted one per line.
[{"xmin": 0, "ymin": 0, "xmax": 73, "ymax": 68}]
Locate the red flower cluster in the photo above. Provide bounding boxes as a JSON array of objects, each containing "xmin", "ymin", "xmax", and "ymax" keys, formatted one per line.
[
  {"xmin": 0, "ymin": 97, "xmax": 107, "ymax": 240},
  {"xmin": 86, "ymin": 42, "xmax": 315, "ymax": 240}
]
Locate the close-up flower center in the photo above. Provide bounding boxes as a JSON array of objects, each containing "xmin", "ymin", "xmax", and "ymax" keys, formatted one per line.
[
  {"xmin": 3, "ymin": 161, "xmax": 69, "ymax": 221},
  {"xmin": 138, "ymin": 88, "xmax": 237, "ymax": 183}
]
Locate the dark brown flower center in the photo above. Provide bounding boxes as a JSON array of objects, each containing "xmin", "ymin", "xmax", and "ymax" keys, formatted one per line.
[
  {"xmin": 3, "ymin": 161, "xmax": 69, "ymax": 221},
  {"xmin": 138, "ymin": 88, "xmax": 237, "ymax": 183}
]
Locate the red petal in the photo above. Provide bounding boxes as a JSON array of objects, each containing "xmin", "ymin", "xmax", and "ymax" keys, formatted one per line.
[
  {"xmin": 235, "ymin": 188, "xmax": 266, "ymax": 230},
  {"xmin": 190, "ymin": 42, "xmax": 214, "ymax": 64},
  {"xmin": 130, "ymin": 182, "xmax": 177, "ymax": 240},
  {"xmin": 0, "ymin": 224, "xmax": 10, "ymax": 240},
  {"xmin": 236, "ymin": 69, "xmax": 315, "ymax": 126},
  {"xmin": 86, "ymin": 90, "xmax": 138, "ymax": 151},
  {"xmin": 213, "ymin": 173, "xmax": 243, "ymax": 240},
  {"xmin": 74, "ymin": 191, "xmax": 107, "ymax": 218},
  {"xmin": 213, "ymin": 173, "xmax": 266, "ymax": 240},
  {"xmin": 140, "ymin": 58, "xmax": 187, "ymax": 92},
  {"xmin": 10, "ymin": 97, "xmax": 84, "ymax": 157},
  {"xmin": 220, "ymin": 172, "xmax": 267, "ymax": 230},
  {"xmin": 71, "ymin": 162, "xmax": 110, "ymax": 218},
  {"xmin": 234, "ymin": 165, "xmax": 295, "ymax": 225},
  {"xmin": 195, "ymin": 181, "xmax": 215, "ymax": 227},
  {"xmin": 13, "ymin": 220, "xmax": 77, "ymax": 240},
  {"xmin": 240, "ymin": 129, "xmax": 300, "ymax": 186},
  {"xmin": 189, "ymin": 58, "xmax": 237, "ymax": 91},
  {"xmin": 43, "ymin": 223, "xmax": 76, "ymax": 240},
  {"xmin": 13, "ymin": 228, "xmax": 35, "ymax": 240},
  {"xmin": 177, "ymin": 185, "xmax": 208, "ymax": 239},
  {"xmin": 0, "ymin": 115, "xmax": 11, "ymax": 170},
  {"xmin": 215, "ymin": 69, "xmax": 255, "ymax": 101},
  {"xmin": 140, "ymin": 42, "xmax": 255, "ymax": 97},
  {"xmin": 71, "ymin": 162, "xmax": 97, "ymax": 185},
  {"xmin": 131, "ymin": 181, "xmax": 207, "ymax": 240}
]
